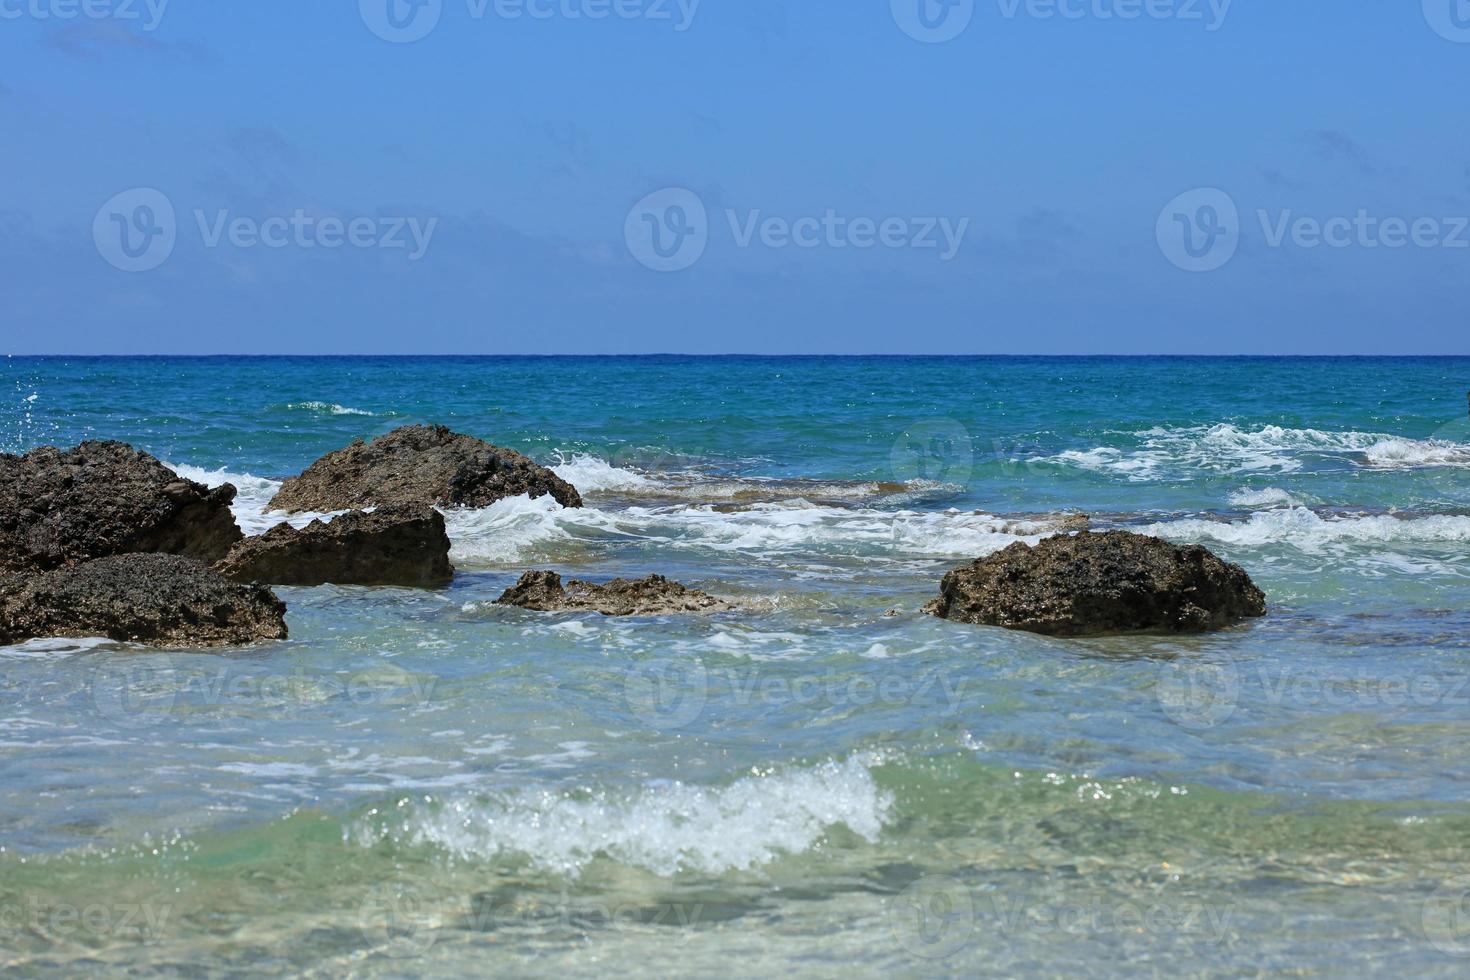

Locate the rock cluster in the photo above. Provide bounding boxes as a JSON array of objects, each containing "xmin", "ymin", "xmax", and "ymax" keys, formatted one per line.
[
  {"xmin": 268, "ymin": 425, "xmax": 582, "ymax": 513},
  {"xmin": 926, "ymin": 530, "xmax": 1267, "ymax": 636},
  {"xmin": 0, "ymin": 429, "xmax": 1271, "ymax": 647},
  {"xmin": 496, "ymin": 570, "xmax": 733, "ymax": 616}
]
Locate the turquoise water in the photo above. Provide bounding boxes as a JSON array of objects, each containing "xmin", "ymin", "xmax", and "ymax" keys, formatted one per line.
[{"xmin": 3, "ymin": 356, "xmax": 1470, "ymax": 976}]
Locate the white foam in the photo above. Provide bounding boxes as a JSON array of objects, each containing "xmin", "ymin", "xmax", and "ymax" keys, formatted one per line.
[
  {"xmin": 444, "ymin": 493, "xmax": 1037, "ymax": 566},
  {"xmin": 352, "ymin": 756, "xmax": 890, "ymax": 876},
  {"xmin": 1149, "ymin": 507, "xmax": 1470, "ymax": 551},
  {"xmin": 442, "ymin": 494, "xmax": 623, "ymax": 564},
  {"xmin": 285, "ymin": 401, "xmax": 376, "ymax": 416},
  {"xmin": 549, "ymin": 453, "xmax": 658, "ymax": 493},
  {"xmin": 1227, "ymin": 487, "xmax": 1299, "ymax": 508},
  {"xmin": 167, "ymin": 460, "xmax": 1031, "ymax": 566},
  {"xmin": 1049, "ymin": 424, "xmax": 1470, "ymax": 481},
  {"xmin": 1362, "ymin": 438, "xmax": 1470, "ymax": 468},
  {"xmin": 614, "ymin": 502, "xmax": 1034, "ymax": 559},
  {"xmin": 167, "ymin": 463, "xmax": 340, "ymax": 535}
]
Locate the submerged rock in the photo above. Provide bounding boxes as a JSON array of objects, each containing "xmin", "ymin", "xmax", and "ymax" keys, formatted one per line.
[
  {"xmin": 0, "ymin": 554, "xmax": 287, "ymax": 648},
  {"xmin": 0, "ymin": 441, "xmax": 243, "ymax": 569},
  {"xmin": 268, "ymin": 425, "xmax": 582, "ymax": 513},
  {"xmin": 926, "ymin": 530, "xmax": 1266, "ymax": 636},
  {"xmin": 496, "ymin": 570, "xmax": 733, "ymax": 616},
  {"xmin": 216, "ymin": 505, "xmax": 454, "ymax": 588}
]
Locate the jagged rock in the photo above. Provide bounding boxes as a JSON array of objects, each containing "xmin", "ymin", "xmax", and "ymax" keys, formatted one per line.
[
  {"xmin": 496, "ymin": 570, "xmax": 733, "ymax": 616},
  {"xmin": 0, "ymin": 554, "xmax": 287, "ymax": 648},
  {"xmin": 926, "ymin": 530, "xmax": 1266, "ymax": 637},
  {"xmin": 267, "ymin": 425, "xmax": 581, "ymax": 513},
  {"xmin": 216, "ymin": 505, "xmax": 454, "ymax": 588},
  {"xmin": 0, "ymin": 442, "xmax": 242, "ymax": 569}
]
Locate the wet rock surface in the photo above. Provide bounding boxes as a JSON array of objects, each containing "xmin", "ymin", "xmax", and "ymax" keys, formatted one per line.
[
  {"xmin": 0, "ymin": 442, "xmax": 243, "ymax": 569},
  {"xmin": 268, "ymin": 425, "xmax": 582, "ymax": 513},
  {"xmin": 496, "ymin": 570, "xmax": 734, "ymax": 616},
  {"xmin": 0, "ymin": 554, "xmax": 288, "ymax": 648},
  {"xmin": 216, "ymin": 505, "xmax": 454, "ymax": 588},
  {"xmin": 926, "ymin": 530, "xmax": 1267, "ymax": 636}
]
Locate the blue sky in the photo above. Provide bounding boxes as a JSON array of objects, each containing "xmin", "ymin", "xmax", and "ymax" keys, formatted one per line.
[{"xmin": 2, "ymin": 1, "xmax": 1468, "ymax": 354}]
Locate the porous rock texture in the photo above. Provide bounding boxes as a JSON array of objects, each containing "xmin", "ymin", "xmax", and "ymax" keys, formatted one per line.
[{"xmin": 926, "ymin": 530, "xmax": 1266, "ymax": 636}]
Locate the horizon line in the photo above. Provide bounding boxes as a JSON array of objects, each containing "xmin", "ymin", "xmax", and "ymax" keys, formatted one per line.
[{"xmin": 8, "ymin": 353, "xmax": 1470, "ymax": 360}]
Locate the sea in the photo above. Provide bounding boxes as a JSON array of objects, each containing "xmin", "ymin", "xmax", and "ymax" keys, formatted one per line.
[{"xmin": 3, "ymin": 355, "xmax": 1470, "ymax": 977}]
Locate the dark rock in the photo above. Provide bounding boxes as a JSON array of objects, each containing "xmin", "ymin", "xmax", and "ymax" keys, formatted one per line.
[
  {"xmin": 496, "ymin": 570, "xmax": 733, "ymax": 616},
  {"xmin": 0, "ymin": 554, "xmax": 287, "ymax": 648},
  {"xmin": 926, "ymin": 530, "xmax": 1266, "ymax": 636},
  {"xmin": 0, "ymin": 442, "xmax": 242, "ymax": 569},
  {"xmin": 267, "ymin": 425, "xmax": 581, "ymax": 513},
  {"xmin": 216, "ymin": 505, "xmax": 454, "ymax": 588},
  {"xmin": 0, "ymin": 530, "xmax": 42, "ymax": 580}
]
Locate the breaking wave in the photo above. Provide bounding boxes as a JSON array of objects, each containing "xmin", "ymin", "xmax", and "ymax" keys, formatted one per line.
[
  {"xmin": 282, "ymin": 401, "xmax": 378, "ymax": 416},
  {"xmin": 348, "ymin": 756, "xmax": 891, "ymax": 877}
]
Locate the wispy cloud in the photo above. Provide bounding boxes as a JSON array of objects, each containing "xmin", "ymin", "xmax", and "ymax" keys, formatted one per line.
[
  {"xmin": 227, "ymin": 126, "xmax": 301, "ymax": 170},
  {"xmin": 1305, "ymin": 129, "xmax": 1377, "ymax": 176},
  {"xmin": 43, "ymin": 22, "xmax": 205, "ymax": 63}
]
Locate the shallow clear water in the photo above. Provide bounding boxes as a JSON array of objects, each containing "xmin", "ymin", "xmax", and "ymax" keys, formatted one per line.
[{"xmin": 3, "ymin": 356, "xmax": 1470, "ymax": 976}]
